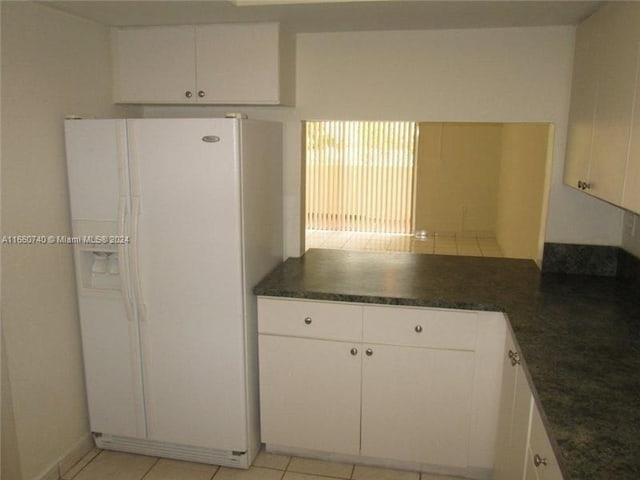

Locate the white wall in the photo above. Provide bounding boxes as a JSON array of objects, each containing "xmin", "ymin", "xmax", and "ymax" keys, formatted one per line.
[
  {"xmin": 1, "ymin": 3, "xmax": 137, "ymax": 479},
  {"xmin": 146, "ymin": 25, "xmax": 624, "ymax": 257}
]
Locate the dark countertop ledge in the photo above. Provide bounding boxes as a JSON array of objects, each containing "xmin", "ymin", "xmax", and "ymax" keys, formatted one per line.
[{"xmin": 254, "ymin": 249, "xmax": 640, "ymax": 480}]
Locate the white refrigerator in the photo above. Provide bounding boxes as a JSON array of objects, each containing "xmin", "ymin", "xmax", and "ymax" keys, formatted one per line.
[{"xmin": 64, "ymin": 118, "xmax": 283, "ymax": 467}]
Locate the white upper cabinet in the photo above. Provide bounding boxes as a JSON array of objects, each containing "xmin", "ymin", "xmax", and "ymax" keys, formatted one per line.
[
  {"xmin": 112, "ymin": 26, "xmax": 196, "ymax": 104},
  {"xmin": 564, "ymin": 3, "xmax": 640, "ymax": 212},
  {"xmin": 111, "ymin": 23, "xmax": 295, "ymax": 105},
  {"xmin": 623, "ymin": 40, "xmax": 640, "ymax": 213},
  {"xmin": 588, "ymin": 4, "xmax": 640, "ymax": 205},
  {"xmin": 563, "ymin": 13, "xmax": 599, "ymax": 192}
]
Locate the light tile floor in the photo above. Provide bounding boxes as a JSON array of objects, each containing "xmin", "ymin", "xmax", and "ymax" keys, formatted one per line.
[
  {"xmin": 306, "ymin": 230, "xmax": 504, "ymax": 258},
  {"xmin": 62, "ymin": 449, "xmax": 467, "ymax": 480}
]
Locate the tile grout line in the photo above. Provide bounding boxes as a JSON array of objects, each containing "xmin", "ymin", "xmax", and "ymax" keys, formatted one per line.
[
  {"xmin": 63, "ymin": 449, "xmax": 103, "ymax": 480},
  {"xmin": 139, "ymin": 457, "xmax": 160, "ymax": 480}
]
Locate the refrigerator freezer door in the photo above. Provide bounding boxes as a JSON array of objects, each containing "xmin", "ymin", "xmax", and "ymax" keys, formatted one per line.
[
  {"xmin": 77, "ymin": 294, "xmax": 146, "ymax": 438},
  {"xmin": 127, "ymin": 119, "xmax": 247, "ymax": 450},
  {"xmin": 65, "ymin": 119, "xmax": 146, "ymax": 439},
  {"xmin": 64, "ymin": 119, "xmax": 129, "ymax": 221}
]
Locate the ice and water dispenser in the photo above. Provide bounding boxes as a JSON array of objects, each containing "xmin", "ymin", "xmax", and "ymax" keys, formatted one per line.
[{"xmin": 90, "ymin": 252, "xmax": 120, "ymax": 289}]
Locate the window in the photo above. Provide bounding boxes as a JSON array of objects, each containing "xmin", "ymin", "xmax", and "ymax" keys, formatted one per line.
[{"xmin": 305, "ymin": 121, "xmax": 417, "ymax": 234}]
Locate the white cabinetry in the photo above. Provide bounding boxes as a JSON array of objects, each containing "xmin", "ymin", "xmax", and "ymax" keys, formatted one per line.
[
  {"xmin": 259, "ymin": 335, "xmax": 362, "ymax": 456},
  {"xmin": 112, "ymin": 23, "xmax": 295, "ymax": 105},
  {"xmin": 360, "ymin": 305, "xmax": 477, "ymax": 467},
  {"xmin": 258, "ymin": 300, "xmax": 362, "ymax": 455},
  {"xmin": 525, "ymin": 406, "xmax": 564, "ymax": 480},
  {"xmin": 258, "ymin": 297, "xmax": 505, "ymax": 477},
  {"xmin": 493, "ymin": 333, "xmax": 533, "ymax": 480},
  {"xmin": 564, "ymin": 3, "xmax": 640, "ymax": 211},
  {"xmin": 361, "ymin": 344, "xmax": 474, "ymax": 467},
  {"xmin": 563, "ymin": 13, "xmax": 599, "ymax": 193},
  {"xmin": 493, "ymin": 330, "xmax": 564, "ymax": 480},
  {"xmin": 623, "ymin": 28, "xmax": 640, "ymax": 212}
]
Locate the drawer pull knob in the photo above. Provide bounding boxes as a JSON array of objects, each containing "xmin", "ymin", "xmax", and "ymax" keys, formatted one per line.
[
  {"xmin": 365, "ymin": 348, "xmax": 373, "ymax": 356},
  {"xmin": 350, "ymin": 347, "xmax": 358, "ymax": 356},
  {"xmin": 185, "ymin": 90, "xmax": 193, "ymax": 98},
  {"xmin": 533, "ymin": 454, "xmax": 547, "ymax": 467},
  {"xmin": 304, "ymin": 317, "xmax": 312, "ymax": 325},
  {"xmin": 414, "ymin": 325, "xmax": 423, "ymax": 333}
]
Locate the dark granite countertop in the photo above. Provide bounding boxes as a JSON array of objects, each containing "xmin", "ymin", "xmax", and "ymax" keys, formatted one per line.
[{"xmin": 254, "ymin": 248, "xmax": 640, "ymax": 480}]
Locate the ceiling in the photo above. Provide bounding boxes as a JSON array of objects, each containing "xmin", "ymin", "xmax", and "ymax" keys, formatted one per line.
[{"xmin": 43, "ymin": 0, "xmax": 603, "ymax": 33}]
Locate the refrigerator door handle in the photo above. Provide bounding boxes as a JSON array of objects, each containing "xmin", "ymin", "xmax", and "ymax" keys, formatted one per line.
[
  {"xmin": 118, "ymin": 196, "xmax": 135, "ymax": 323},
  {"xmin": 130, "ymin": 196, "xmax": 148, "ymax": 322}
]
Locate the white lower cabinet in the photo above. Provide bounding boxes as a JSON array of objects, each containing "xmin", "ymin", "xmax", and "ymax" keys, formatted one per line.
[
  {"xmin": 258, "ymin": 297, "xmax": 504, "ymax": 477},
  {"xmin": 525, "ymin": 407, "xmax": 564, "ymax": 480},
  {"xmin": 493, "ymin": 330, "xmax": 564, "ymax": 480},
  {"xmin": 361, "ymin": 344, "xmax": 474, "ymax": 467},
  {"xmin": 258, "ymin": 335, "xmax": 362, "ymax": 455},
  {"xmin": 493, "ymin": 333, "xmax": 533, "ymax": 480}
]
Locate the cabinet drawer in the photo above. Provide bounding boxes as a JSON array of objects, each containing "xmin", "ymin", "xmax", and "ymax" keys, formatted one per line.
[
  {"xmin": 258, "ymin": 297, "xmax": 362, "ymax": 342},
  {"xmin": 363, "ymin": 305, "xmax": 477, "ymax": 350}
]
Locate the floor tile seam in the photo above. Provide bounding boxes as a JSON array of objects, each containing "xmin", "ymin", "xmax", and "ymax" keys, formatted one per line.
[
  {"xmin": 139, "ymin": 457, "xmax": 161, "ymax": 480},
  {"xmin": 64, "ymin": 449, "xmax": 104, "ymax": 480},
  {"xmin": 257, "ymin": 464, "xmax": 288, "ymax": 472},
  {"xmin": 286, "ymin": 471, "xmax": 352, "ymax": 480}
]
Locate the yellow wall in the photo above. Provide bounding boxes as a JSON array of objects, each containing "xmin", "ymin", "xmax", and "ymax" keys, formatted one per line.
[
  {"xmin": 496, "ymin": 124, "xmax": 551, "ymax": 259},
  {"xmin": 415, "ymin": 123, "xmax": 503, "ymax": 236},
  {"xmin": 1, "ymin": 3, "xmax": 138, "ymax": 479}
]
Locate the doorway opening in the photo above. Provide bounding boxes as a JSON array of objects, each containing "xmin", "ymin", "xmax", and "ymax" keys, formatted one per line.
[{"xmin": 303, "ymin": 121, "xmax": 554, "ymax": 262}]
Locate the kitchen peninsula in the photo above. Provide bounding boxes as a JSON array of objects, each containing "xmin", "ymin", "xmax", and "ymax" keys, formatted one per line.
[{"xmin": 254, "ymin": 248, "xmax": 640, "ymax": 480}]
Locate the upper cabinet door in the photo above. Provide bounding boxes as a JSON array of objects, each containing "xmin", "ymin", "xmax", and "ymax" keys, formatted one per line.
[
  {"xmin": 564, "ymin": 14, "xmax": 600, "ymax": 192},
  {"xmin": 195, "ymin": 24, "xmax": 280, "ymax": 104},
  {"xmin": 623, "ymin": 47, "xmax": 640, "ymax": 213},
  {"xmin": 588, "ymin": 4, "xmax": 640, "ymax": 205},
  {"xmin": 112, "ymin": 23, "xmax": 294, "ymax": 105},
  {"xmin": 564, "ymin": 3, "xmax": 640, "ymax": 213},
  {"xmin": 112, "ymin": 26, "xmax": 196, "ymax": 104}
]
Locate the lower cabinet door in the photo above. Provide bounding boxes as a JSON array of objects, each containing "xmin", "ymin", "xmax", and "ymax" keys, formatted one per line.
[
  {"xmin": 494, "ymin": 334, "xmax": 532, "ymax": 480},
  {"xmin": 526, "ymin": 406, "xmax": 564, "ymax": 480},
  {"xmin": 259, "ymin": 335, "xmax": 362, "ymax": 455},
  {"xmin": 360, "ymin": 344, "xmax": 475, "ymax": 467}
]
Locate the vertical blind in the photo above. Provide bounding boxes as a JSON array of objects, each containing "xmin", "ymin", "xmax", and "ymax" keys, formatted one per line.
[{"xmin": 305, "ymin": 121, "xmax": 417, "ymax": 234}]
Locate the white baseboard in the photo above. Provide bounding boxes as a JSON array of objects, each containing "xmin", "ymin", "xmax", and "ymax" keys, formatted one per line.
[
  {"xmin": 265, "ymin": 444, "xmax": 492, "ymax": 480},
  {"xmin": 34, "ymin": 433, "xmax": 94, "ymax": 480}
]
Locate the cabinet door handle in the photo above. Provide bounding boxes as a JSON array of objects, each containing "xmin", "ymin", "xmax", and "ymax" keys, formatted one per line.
[
  {"xmin": 198, "ymin": 90, "xmax": 206, "ymax": 98},
  {"xmin": 508, "ymin": 350, "xmax": 521, "ymax": 366},
  {"xmin": 304, "ymin": 317, "xmax": 312, "ymax": 325},
  {"xmin": 533, "ymin": 454, "xmax": 547, "ymax": 467},
  {"xmin": 350, "ymin": 347, "xmax": 358, "ymax": 356},
  {"xmin": 185, "ymin": 91, "xmax": 193, "ymax": 98},
  {"xmin": 365, "ymin": 348, "xmax": 373, "ymax": 356},
  {"xmin": 414, "ymin": 325, "xmax": 423, "ymax": 333},
  {"xmin": 578, "ymin": 180, "xmax": 591, "ymax": 191}
]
